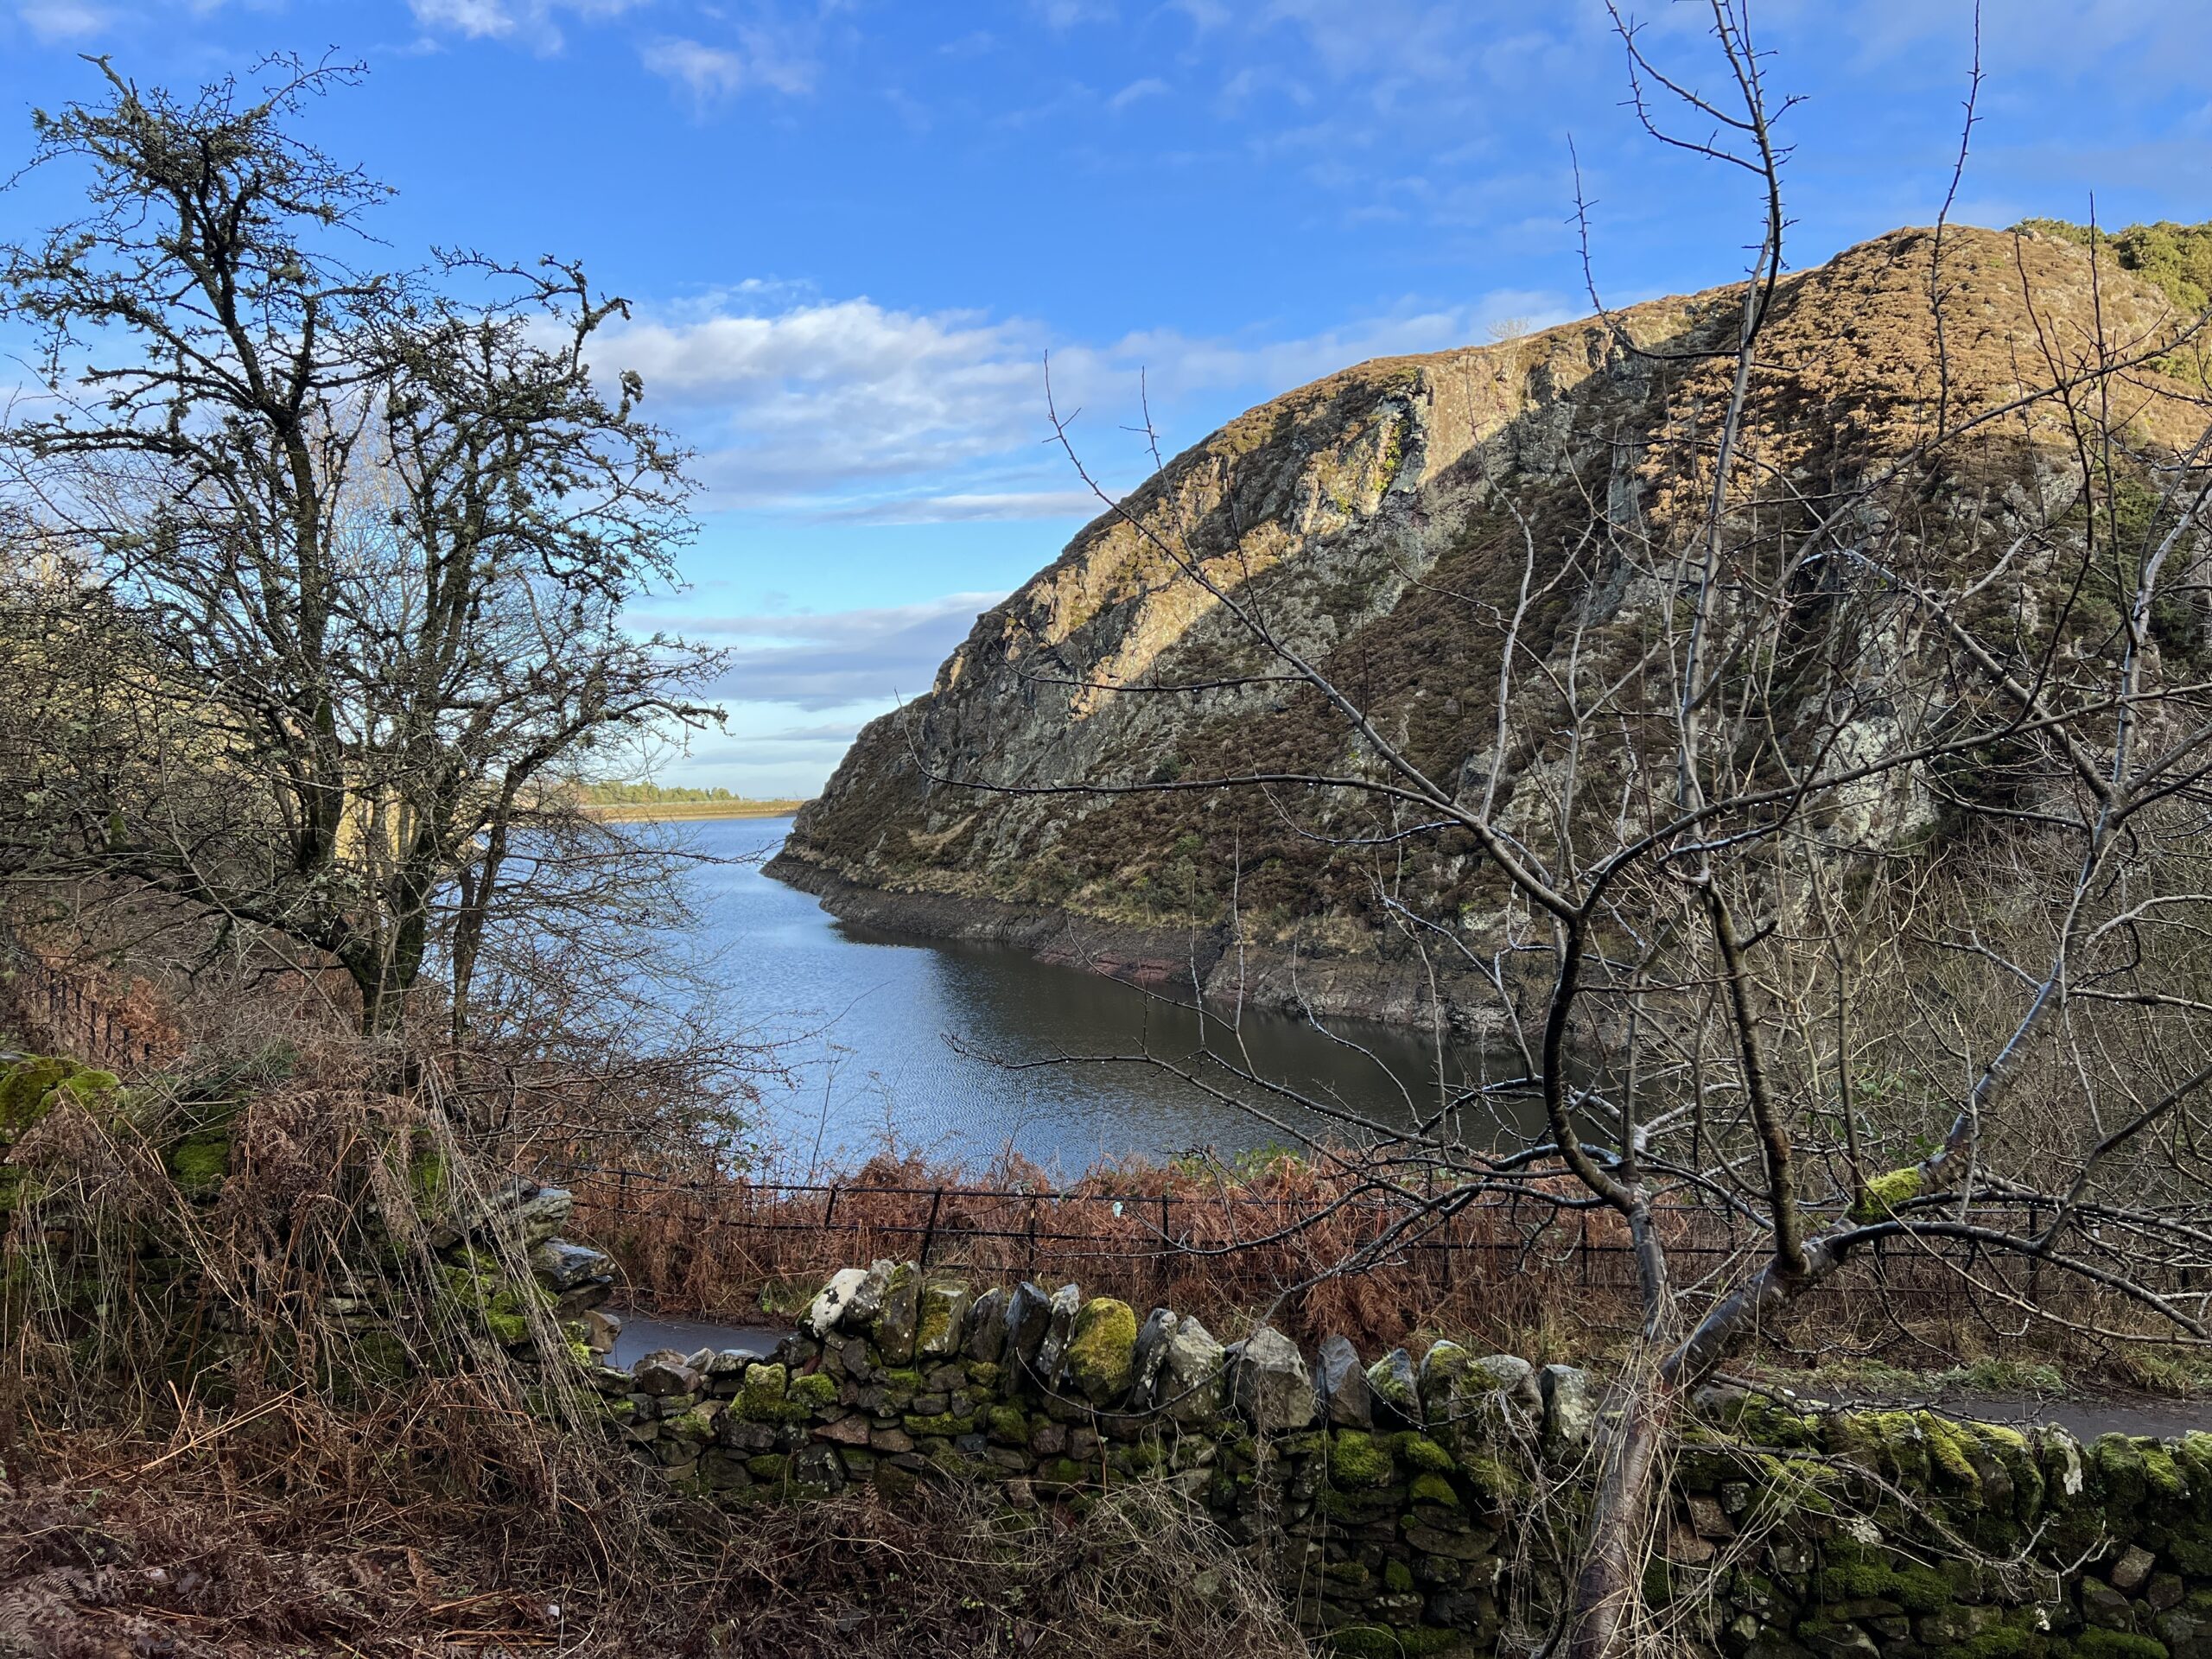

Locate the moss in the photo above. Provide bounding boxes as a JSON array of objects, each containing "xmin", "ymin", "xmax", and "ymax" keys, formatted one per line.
[
  {"xmin": 484, "ymin": 1307, "xmax": 529, "ymax": 1345},
  {"xmin": 1851, "ymin": 1165, "xmax": 1923, "ymax": 1224},
  {"xmin": 737, "ymin": 1363, "xmax": 793, "ymax": 1421},
  {"xmin": 2070, "ymin": 1633, "xmax": 2169, "ymax": 1659},
  {"xmin": 1828, "ymin": 1410, "xmax": 1931, "ymax": 1486},
  {"xmin": 789, "ymin": 1372, "xmax": 837, "ymax": 1408},
  {"xmin": 165, "ymin": 1127, "xmax": 232, "ymax": 1199},
  {"xmin": 1383, "ymin": 1558, "xmax": 1414, "ymax": 1594},
  {"xmin": 407, "ymin": 1139, "xmax": 448, "ymax": 1205},
  {"xmin": 1818, "ymin": 1554, "xmax": 1954, "ymax": 1614},
  {"xmin": 987, "ymin": 1406, "xmax": 1029, "ymax": 1445},
  {"xmin": 1408, "ymin": 1471, "xmax": 1459, "ymax": 1509},
  {"xmin": 2139, "ymin": 1440, "xmax": 2186, "ymax": 1501},
  {"xmin": 1391, "ymin": 1433, "xmax": 1456, "ymax": 1474},
  {"xmin": 1943, "ymin": 1624, "xmax": 2047, "ymax": 1659},
  {"xmin": 901, "ymin": 1412, "xmax": 979, "ymax": 1438},
  {"xmin": 966, "ymin": 1361, "xmax": 1003, "ymax": 1389},
  {"xmin": 1459, "ymin": 1452, "xmax": 1527, "ymax": 1506},
  {"xmin": 1065, "ymin": 1297, "xmax": 1138, "ymax": 1403},
  {"xmin": 746, "ymin": 1454, "xmax": 789, "ymax": 1482},
  {"xmin": 2094, "ymin": 1435, "xmax": 2153, "ymax": 1510},
  {"xmin": 915, "ymin": 1279, "xmax": 968, "ymax": 1357},
  {"xmin": 1329, "ymin": 1430, "xmax": 1395, "ymax": 1489},
  {"xmin": 666, "ymin": 1405, "xmax": 721, "ymax": 1442},
  {"xmin": 1919, "ymin": 1412, "xmax": 1983, "ymax": 1502}
]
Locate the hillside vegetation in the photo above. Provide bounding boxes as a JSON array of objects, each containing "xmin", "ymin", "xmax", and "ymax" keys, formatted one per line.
[{"xmin": 776, "ymin": 219, "xmax": 2212, "ymax": 1029}]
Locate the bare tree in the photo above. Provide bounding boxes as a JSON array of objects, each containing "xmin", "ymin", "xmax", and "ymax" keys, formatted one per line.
[
  {"xmin": 800, "ymin": 7, "xmax": 2212, "ymax": 1655},
  {"xmin": 0, "ymin": 57, "xmax": 724, "ymax": 1038}
]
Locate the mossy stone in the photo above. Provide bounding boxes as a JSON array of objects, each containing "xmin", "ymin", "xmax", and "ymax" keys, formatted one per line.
[
  {"xmin": 1409, "ymin": 1471, "xmax": 1460, "ymax": 1508},
  {"xmin": 1065, "ymin": 1297, "xmax": 1138, "ymax": 1403},
  {"xmin": 1392, "ymin": 1433, "xmax": 1456, "ymax": 1474},
  {"xmin": 789, "ymin": 1372, "xmax": 837, "ymax": 1409},
  {"xmin": 2071, "ymin": 1633, "xmax": 2168, "ymax": 1659},
  {"xmin": 738, "ymin": 1363, "xmax": 794, "ymax": 1421},
  {"xmin": 1328, "ymin": 1429, "xmax": 1395, "ymax": 1488}
]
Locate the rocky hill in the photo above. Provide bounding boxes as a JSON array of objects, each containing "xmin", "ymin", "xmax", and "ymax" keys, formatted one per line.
[{"xmin": 769, "ymin": 225, "xmax": 2211, "ymax": 1029}]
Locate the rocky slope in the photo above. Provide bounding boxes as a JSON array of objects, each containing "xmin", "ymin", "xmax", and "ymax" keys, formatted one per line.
[{"xmin": 770, "ymin": 225, "xmax": 2210, "ymax": 1029}]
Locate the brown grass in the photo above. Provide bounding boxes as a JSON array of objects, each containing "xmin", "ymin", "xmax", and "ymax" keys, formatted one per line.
[
  {"xmin": 0, "ymin": 1421, "xmax": 1304, "ymax": 1659},
  {"xmin": 563, "ymin": 1149, "xmax": 2062, "ymax": 1371}
]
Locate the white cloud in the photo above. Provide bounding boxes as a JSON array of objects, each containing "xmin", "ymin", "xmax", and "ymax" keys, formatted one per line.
[
  {"xmin": 405, "ymin": 0, "xmax": 647, "ymax": 51},
  {"xmin": 641, "ymin": 36, "xmax": 749, "ymax": 101},
  {"xmin": 1031, "ymin": 0, "xmax": 1115, "ymax": 26},
  {"xmin": 635, "ymin": 592, "xmax": 1008, "ymax": 709},
  {"xmin": 641, "ymin": 26, "xmax": 817, "ymax": 105},
  {"xmin": 16, "ymin": 0, "xmax": 108, "ymax": 40},
  {"xmin": 820, "ymin": 491, "xmax": 1109, "ymax": 524},
  {"xmin": 1109, "ymin": 76, "xmax": 1169, "ymax": 112},
  {"xmin": 594, "ymin": 286, "xmax": 1568, "ymax": 512}
]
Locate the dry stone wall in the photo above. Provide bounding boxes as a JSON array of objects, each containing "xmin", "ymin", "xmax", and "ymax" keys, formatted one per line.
[{"xmin": 583, "ymin": 1262, "xmax": 2212, "ymax": 1659}]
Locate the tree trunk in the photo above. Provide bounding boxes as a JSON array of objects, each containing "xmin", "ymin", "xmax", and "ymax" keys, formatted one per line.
[{"xmin": 1566, "ymin": 1378, "xmax": 1675, "ymax": 1659}]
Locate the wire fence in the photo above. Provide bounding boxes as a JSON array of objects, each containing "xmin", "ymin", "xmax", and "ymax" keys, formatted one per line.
[
  {"xmin": 0, "ymin": 930, "xmax": 164, "ymax": 1072},
  {"xmin": 549, "ymin": 1154, "xmax": 2066, "ymax": 1338}
]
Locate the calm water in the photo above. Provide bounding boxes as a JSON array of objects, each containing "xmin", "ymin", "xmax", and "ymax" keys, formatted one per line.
[{"xmin": 676, "ymin": 817, "xmax": 1533, "ymax": 1176}]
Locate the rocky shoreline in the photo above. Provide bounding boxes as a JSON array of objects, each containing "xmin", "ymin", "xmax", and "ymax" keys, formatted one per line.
[{"xmin": 763, "ymin": 850, "xmax": 1503, "ymax": 1035}]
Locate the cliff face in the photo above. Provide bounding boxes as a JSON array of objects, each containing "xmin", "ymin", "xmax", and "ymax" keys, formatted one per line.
[{"xmin": 769, "ymin": 226, "xmax": 2209, "ymax": 1027}]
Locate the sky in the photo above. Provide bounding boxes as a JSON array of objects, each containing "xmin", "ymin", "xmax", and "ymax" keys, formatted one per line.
[{"xmin": 3, "ymin": 1, "xmax": 2210, "ymax": 797}]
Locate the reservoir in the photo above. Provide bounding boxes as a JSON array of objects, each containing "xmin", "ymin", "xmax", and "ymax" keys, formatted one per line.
[{"xmin": 671, "ymin": 817, "xmax": 1528, "ymax": 1176}]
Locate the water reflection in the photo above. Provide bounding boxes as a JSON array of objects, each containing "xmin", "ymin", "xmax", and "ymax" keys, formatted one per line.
[{"xmin": 679, "ymin": 817, "xmax": 1538, "ymax": 1175}]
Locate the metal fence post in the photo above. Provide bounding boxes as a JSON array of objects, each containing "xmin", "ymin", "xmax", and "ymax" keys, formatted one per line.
[{"xmin": 919, "ymin": 1187, "xmax": 944, "ymax": 1268}]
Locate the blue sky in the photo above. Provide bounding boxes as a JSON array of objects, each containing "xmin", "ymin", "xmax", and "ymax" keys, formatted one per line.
[{"xmin": 3, "ymin": 1, "xmax": 2209, "ymax": 796}]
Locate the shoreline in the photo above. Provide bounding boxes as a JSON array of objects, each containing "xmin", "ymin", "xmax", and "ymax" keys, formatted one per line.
[
  {"xmin": 586, "ymin": 802, "xmax": 809, "ymax": 823},
  {"xmin": 763, "ymin": 848, "xmax": 1509, "ymax": 1037}
]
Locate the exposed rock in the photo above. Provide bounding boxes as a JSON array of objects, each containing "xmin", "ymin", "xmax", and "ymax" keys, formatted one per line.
[
  {"xmin": 2113, "ymin": 1545, "xmax": 2158, "ymax": 1593},
  {"xmin": 528, "ymin": 1237, "xmax": 608, "ymax": 1291},
  {"xmin": 966, "ymin": 1287, "xmax": 1008, "ymax": 1362},
  {"xmin": 916, "ymin": 1278, "xmax": 971, "ymax": 1358},
  {"xmin": 1004, "ymin": 1281, "xmax": 1052, "ymax": 1369},
  {"xmin": 1233, "ymin": 1326, "xmax": 1314, "ymax": 1433},
  {"xmin": 632, "ymin": 1351, "xmax": 701, "ymax": 1396},
  {"xmin": 1128, "ymin": 1307, "xmax": 1176, "ymax": 1407},
  {"xmin": 1367, "ymin": 1348, "xmax": 1421, "ymax": 1430},
  {"xmin": 582, "ymin": 1308, "xmax": 622, "ymax": 1355},
  {"xmin": 1317, "ymin": 1335, "xmax": 1373, "ymax": 1428},
  {"xmin": 804, "ymin": 1268, "xmax": 868, "ymax": 1338},
  {"xmin": 1160, "ymin": 1316, "xmax": 1225, "ymax": 1422},
  {"xmin": 1540, "ymin": 1363, "xmax": 1596, "ymax": 1452},
  {"xmin": 1417, "ymin": 1341, "xmax": 1471, "ymax": 1429},
  {"xmin": 1472, "ymin": 1353, "xmax": 1541, "ymax": 1415},
  {"xmin": 873, "ymin": 1263, "xmax": 922, "ymax": 1363},
  {"xmin": 766, "ymin": 228, "xmax": 2205, "ymax": 1033},
  {"xmin": 513, "ymin": 1185, "xmax": 573, "ymax": 1246},
  {"xmin": 1033, "ymin": 1283, "xmax": 1082, "ymax": 1384},
  {"xmin": 844, "ymin": 1260, "xmax": 896, "ymax": 1329}
]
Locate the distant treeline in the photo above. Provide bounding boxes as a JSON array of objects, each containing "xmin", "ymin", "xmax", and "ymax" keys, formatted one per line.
[{"xmin": 581, "ymin": 781, "xmax": 747, "ymax": 804}]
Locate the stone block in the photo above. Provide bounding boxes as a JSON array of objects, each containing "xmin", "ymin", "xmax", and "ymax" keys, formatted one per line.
[{"xmin": 1235, "ymin": 1325, "xmax": 1315, "ymax": 1433}]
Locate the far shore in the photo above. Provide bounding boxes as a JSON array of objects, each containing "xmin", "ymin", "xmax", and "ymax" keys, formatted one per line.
[{"xmin": 585, "ymin": 799, "xmax": 810, "ymax": 823}]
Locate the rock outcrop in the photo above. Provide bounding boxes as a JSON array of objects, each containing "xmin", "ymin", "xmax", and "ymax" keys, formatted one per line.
[{"xmin": 771, "ymin": 224, "xmax": 2212, "ymax": 1031}]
